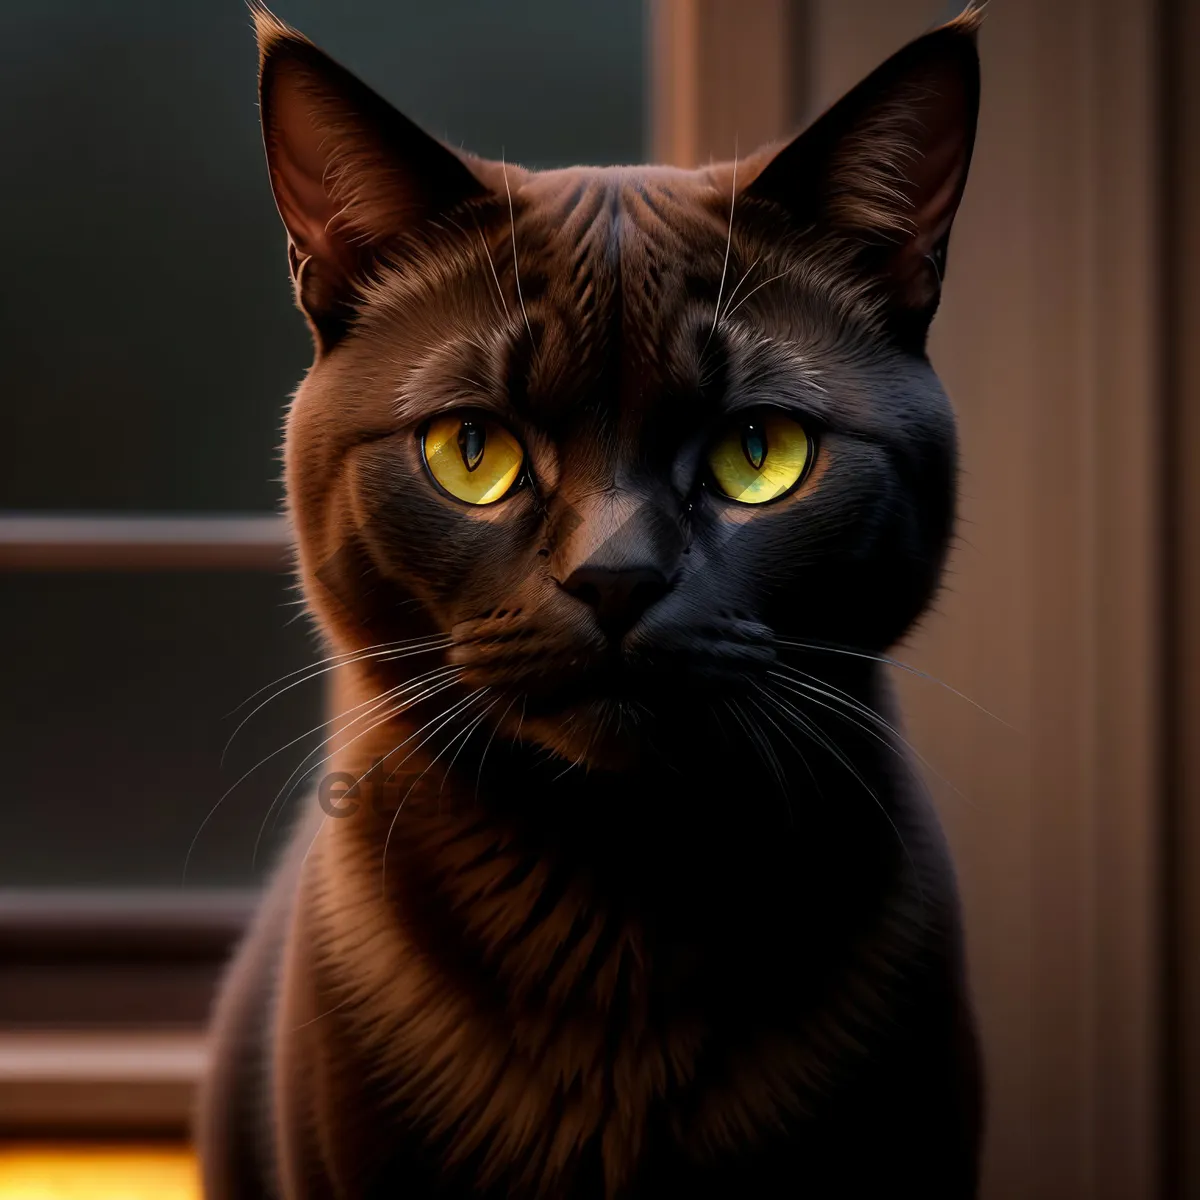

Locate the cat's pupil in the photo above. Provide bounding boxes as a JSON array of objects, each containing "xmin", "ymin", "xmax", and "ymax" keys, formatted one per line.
[
  {"xmin": 458, "ymin": 421, "xmax": 486, "ymax": 472},
  {"xmin": 741, "ymin": 422, "xmax": 767, "ymax": 471}
]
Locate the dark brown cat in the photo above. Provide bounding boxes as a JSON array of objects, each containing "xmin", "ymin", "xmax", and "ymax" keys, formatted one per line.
[{"xmin": 197, "ymin": 7, "xmax": 985, "ymax": 1197}]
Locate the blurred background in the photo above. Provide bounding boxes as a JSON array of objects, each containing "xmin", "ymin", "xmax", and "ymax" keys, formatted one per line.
[{"xmin": 0, "ymin": 1, "xmax": 1193, "ymax": 1197}]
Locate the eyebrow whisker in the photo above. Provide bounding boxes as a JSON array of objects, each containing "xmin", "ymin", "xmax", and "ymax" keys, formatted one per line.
[
  {"xmin": 501, "ymin": 154, "xmax": 534, "ymax": 346},
  {"xmin": 706, "ymin": 141, "xmax": 739, "ymax": 349},
  {"xmin": 478, "ymin": 228, "xmax": 511, "ymax": 323}
]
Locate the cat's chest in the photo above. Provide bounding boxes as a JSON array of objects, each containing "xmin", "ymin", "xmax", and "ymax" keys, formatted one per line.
[
  {"xmin": 327, "ymin": 919, "xmax": 828, "ymax": 1199},
  {"xmin": 316, "ymin": 817, "xmax": 902, "ymax": 1197}
]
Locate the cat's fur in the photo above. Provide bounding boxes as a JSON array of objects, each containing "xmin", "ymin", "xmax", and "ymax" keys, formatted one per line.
[{"xmin": 197, "ymin": 7, "xmax": 985, "ymax": 1197}]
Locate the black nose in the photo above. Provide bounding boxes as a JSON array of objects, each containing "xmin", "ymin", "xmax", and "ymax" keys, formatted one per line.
[{"xmin": 560, "ymin": 565, "xmax": 672, "ymax": 637}]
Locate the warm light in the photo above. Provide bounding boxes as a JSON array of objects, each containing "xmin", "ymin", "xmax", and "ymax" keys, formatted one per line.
[{"xmin": 0, "ymin": 1145, "xmax": 198, "ymax": 1200}]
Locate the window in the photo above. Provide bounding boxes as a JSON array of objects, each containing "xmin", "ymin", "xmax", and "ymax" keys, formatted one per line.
[
  {"xmin": 0, "ymin": 0, "xmax": 645, "ymax": 1134},
  {"xmin": 0, "ymin": 0, "xmax": 646, "ymax": 891}
]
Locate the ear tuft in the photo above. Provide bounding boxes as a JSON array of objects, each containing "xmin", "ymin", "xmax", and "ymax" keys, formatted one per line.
[
  {"xmin": 941, "ymin": 3, "xmax": 986, "ymax": 37},
  {"xmin": 250, "ymin": 1, "xmax": 325, "ymax": 98},
  {"xmin": 249, "ymin": 3, "xmax": 308, "ymax": 65}
]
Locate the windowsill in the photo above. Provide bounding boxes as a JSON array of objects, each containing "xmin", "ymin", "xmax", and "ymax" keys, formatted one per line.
[
  {"xmin": 0, "ymin": 890, "xmax": 252, "ymax": 1133},
  {"xmin": 0, "ymin": 1031, "xmax": 207, "ymax": 1134},
  {"xmin": 0, "ymin": 513, "xmax": 292, "ymax": 569}
]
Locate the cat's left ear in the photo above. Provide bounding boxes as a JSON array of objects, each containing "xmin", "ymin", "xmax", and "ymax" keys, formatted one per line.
[
  {"xmin": 743, "ymin": 8, "xmax": 982, "ymax": 341},
  {"xmin": 253, "ymin": 6, "xmax": 492, "ymax": 351}
]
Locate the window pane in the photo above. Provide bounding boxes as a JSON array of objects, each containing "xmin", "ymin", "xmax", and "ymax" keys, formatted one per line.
[
  {"xmin": 0, "ymin": 0, "xmax": 646, "ymax": 512},
  {"xmin": 0, "ymin": 572, "xmax": 325, "ymax": 887}
]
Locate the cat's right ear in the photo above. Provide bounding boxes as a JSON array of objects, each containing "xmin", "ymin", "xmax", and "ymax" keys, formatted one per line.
[{"xmin": 253, "ymin": 6, "xmax": 490, "ymax": 351}]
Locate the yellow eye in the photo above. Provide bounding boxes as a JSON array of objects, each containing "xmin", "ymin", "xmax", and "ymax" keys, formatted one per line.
[
  {"xmin": 422, "ymin": 413, "xmax": 524, "ymax": 505},
  {"xmin": 707, "ymin": 411, "xmax": 812, "ymax": 504}
]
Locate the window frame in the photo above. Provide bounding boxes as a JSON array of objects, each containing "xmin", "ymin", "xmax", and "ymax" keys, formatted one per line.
[{"xmin": 0, "ymin": 888, "xmax": 254, "ymax": 1134}]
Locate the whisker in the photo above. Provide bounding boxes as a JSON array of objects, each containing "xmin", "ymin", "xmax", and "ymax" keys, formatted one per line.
[
  {"xmin": 282, "ymin": 605, "xmax": 313, "ymax": 629},
  {"xmin": 440, "ymin": 694, "xmax": 500, "ymax": 796},
  {"xmin": 476, "ymin": 692, "xmax": 519, "ymax": 802},
  {"xmin": 745, "ymin": 695, "xmax": 797, "ymax": 825},
  {"xmin": 248, "ymin": 669, "xmax": 460, "ymax": 868},
  {"xmin": 299, "ymin": 812, "xmax": 330, "ymax": 872},
  {"xmin": 773, "ymin": 664, "xmax": 908, "ymax": 739},
  {"xmin": 718, "ymin": 253, "xmax": 763, "ymax": 323},
  {"xmin": 737, "ymin": 696, "xmax": 789, "ymax": 799},
  {"xmin": 764, "ymin": 684, "xmax": 926, "ymax": 902},
  {"xmin": 255, "ymin": 668, "xmax": 465, "ymax": 859},
  {"xmin": 725, "ymin": 696, "xmax": 788, "ymax": 801},
  {"xmin": 291, "ymin": 995, "xmax": 354, "ymax": 1033},
  {"xmin": 273, "ymin": 666, "xmax": 462, "ymax": 801},
  {"xmin": 706, "ymin": 143, "xmax": 738, "ymax": 347},
  {"xmin": 755, "ymin": 689, "xmax": 824, "ymax": 804},
  {"xmin": 577, "ymin": 699, "xmax": 612, "ymax": 771},
  {"xmin": 722, "ymin": 266, "xmax": 794, "ymax": 323},
  {"xmin": 478, "ymin": 228, "xmax": 511, "ymax": 322},
  {"xmin": 380, "ymin": 687, "xmax": 492, "ymax": 892},
  {"xmin": 447, "ymin": 373, "xmax": 496, "ymax": 395},
  {"xmin": 769, "ymin": 667, "xmax": 974, "ymax": 809},
  {"xmin": 226, "ymin": 634, "xmax": 447, "ymax": 717},
  {"xmin": 775, "ymin": 638, "xmax": 1015, "ymax": 730},
  {"xmin": 501, "ymin": 155, "xmax": 533, "ymax": 345},
  {"xmin": 221, "ymin": 635, "xmax": 451, "ymax": 766},
  {"xmin": 551, "ymin": 746, "xmax": 585, "ymax": 783},
  {"xmin": 708, "ymin": 700, "xmax": 734, "ymax": 747},
  {"xmin": 338, "ymin": 677, "xmax": 475, "ymax": 800},
  {"xmin": 767, "ymin": 678, "xmax": 887, "ymax": 796},
  {"xmin": 186, "ymin": 679, "xmax": 419, "ymax": 881}
]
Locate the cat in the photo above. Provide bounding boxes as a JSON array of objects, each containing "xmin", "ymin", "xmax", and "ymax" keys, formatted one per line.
[{"xmin": 197, "ymin": 5, "xmax": 985, "ymax": 1197}]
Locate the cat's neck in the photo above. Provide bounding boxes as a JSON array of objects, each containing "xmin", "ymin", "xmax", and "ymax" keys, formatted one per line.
[{"xmin": 299, "ymin": 668, "xmax": 930, "ymax": 1078}]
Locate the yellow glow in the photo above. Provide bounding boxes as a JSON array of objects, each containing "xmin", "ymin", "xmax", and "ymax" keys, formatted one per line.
[
  {"xmin": 423, "ymin": 413, "xmax": 523, "ymax": 505},
  {"xmin": 708, "ymin": 412, "xmax": 811, "ymax": 504},
  {"xmin": 0, "ymin": 1145, "xmax": 199, "ymax": 1199}
]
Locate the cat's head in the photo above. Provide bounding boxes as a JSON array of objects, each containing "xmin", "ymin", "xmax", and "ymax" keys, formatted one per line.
[{"xmin": 256, "ymin": 7, "xmax": 980, "ymax": 772}]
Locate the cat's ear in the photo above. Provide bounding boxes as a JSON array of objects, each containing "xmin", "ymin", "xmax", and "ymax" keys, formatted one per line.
[
  {"xmin": 743, "ymin": 8, "xmax": 982, "ymax": 341},
  {"xmin": 253, "ymin": 6, "xmax": 490, "ymax": 350}
]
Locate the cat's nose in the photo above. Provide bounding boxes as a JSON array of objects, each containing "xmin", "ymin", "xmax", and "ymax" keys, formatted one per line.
[{"xmin": 559, "ymin": 565, "xmax": 672, "ymax": 638}]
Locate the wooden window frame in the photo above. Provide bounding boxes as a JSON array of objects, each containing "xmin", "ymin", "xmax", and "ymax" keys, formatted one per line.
[
  {"xmin": 1164, "ymin": 1, "xmax": 1199, "ymax": 1197},
  {"xmin": 0, "ymin": 514, "xmax": 291, "ymax": 571},
  {"xmin": 0, "ymin": 514, "xmax": 292, "ymax": 1134},
  {"xmin": 0, "ymin": 890, "xmax": 254, "ymax": 1134}
]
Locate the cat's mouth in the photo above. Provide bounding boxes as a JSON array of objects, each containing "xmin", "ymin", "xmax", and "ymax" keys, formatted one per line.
[
  {"xmin": 450, "ymin": 622, "xmax": 775, "ymax": 714},
  {"xmin": 446, "ymin": 617, "xmax": 778, "ymax": 768},
  {"xmin": 515, "ymin": 663, "xmax": 651, "ymax": 719},
  {"xmin": 444, "ymin": 638, "xmax": 776, "ymax": 771},
  {"xmin": 485, "ymin": 654, "xmax": 770, "ymax": 734}
]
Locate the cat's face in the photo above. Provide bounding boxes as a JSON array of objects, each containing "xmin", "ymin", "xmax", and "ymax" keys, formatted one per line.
[{"xmin": 257, "ymin": 10, "xmax": 979, "ymax": 770}]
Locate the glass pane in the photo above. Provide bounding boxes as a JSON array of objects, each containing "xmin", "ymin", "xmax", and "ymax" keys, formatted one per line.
[
  {"xmin": 0, "ymin": 572, "xmax": 326, "ymax": 887},
  {"xmin": 0, "ymin": 0, "xmax": 646, "ymax": 512}
]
